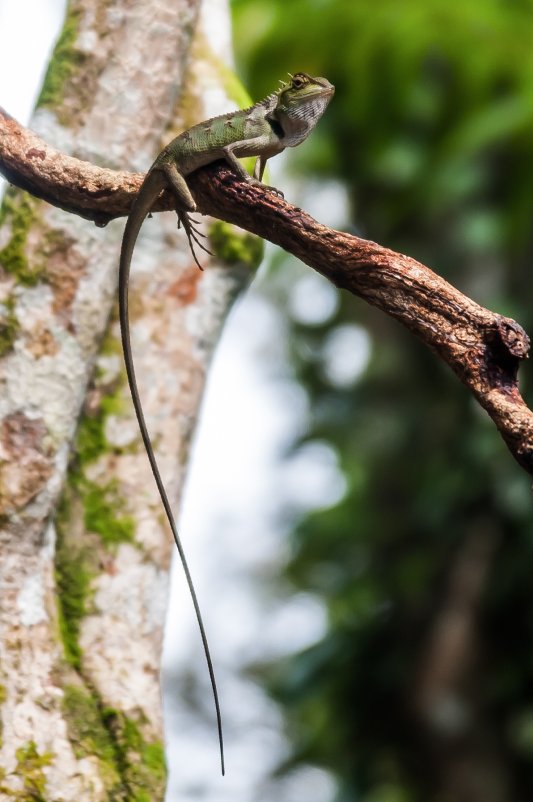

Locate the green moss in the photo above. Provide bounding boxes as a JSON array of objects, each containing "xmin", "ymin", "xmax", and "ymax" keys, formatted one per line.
[
  {"xmin": 55, "ymin": 477, "xmax": 134, "ymax": 668},
  {"xmin": 75, "ymin": 391, "xmax": 124, "ymax": 465},
  {"xmin": 11, "ymin": 741, "xmax": 53, "ymax": 801},
  {"xmin": 104, "ymin": 710, "xmax": 166, "ymax": 799},
  {"xmin": 0, "ymin": 296, "xmax": 18, "ymax": 358},
  {"xmin": 55, "ymin": 497, "xmax": 93, "ymax": 668},
  {"xmin": 62, "ymin": 687, "xmax": 165, "ymax": 795},
  {"xmin": 209, "ymin": 220, "xmax": 264, "ymax": 269},
  {"xmin": 0, "ymin": 192, "xmax": 45, "ymax": 286},
  {"xmin": 100, "ymin": 328, "xmax": 123, "ymax": 358},
  {"xmin": 141, "ymin": 742, "xmax": 165, "ymax": 776},
  {"xmin": 127, "ymin": 737, "xmax": 166, "ymax": 798},
  {"xmin": 81, "ymin": 479, "xmax": 135, "ymax": 546},
  {"xmin": 62, "ymin": 685, "xmax": 121, "ymax": 790},
  {"xmin": 67, "ymin": 370, "xmax": 135, "ymax": 548},
  {"xmin": 60, "ymin": 471, "xmax": 134, "ymax": 554},
  {"xmin": 74, "ymin": 330, "xmax": 127, "ymax": 466},
  {"xmin": 75, "ymin": 412, "xmax": 109, "ymax": 466},
  {"xmin": 63, "ymin": 688, "xmax": 167, "ymax": 797},
  {"xmin": 37, "ymin": 5, "xmax": 85, "ymax": 109},
  {"xmin": 62, "ymin": 689, "xmax": 166, "ymax": 798}
]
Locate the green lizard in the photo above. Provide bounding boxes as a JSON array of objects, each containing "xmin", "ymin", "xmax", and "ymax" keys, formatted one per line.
[{"xmin": 118, "ymin": 72, "xmax": 334, "ymax": 775}]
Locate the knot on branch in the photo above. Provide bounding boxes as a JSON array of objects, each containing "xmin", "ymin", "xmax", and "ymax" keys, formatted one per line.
[
  {"xmin": 494, "ymin": 317, "xmax": 530, "ymax": 360},
  {"xmin": 483, "ymin": 316, "xmax": 530, "ymax": 393}
]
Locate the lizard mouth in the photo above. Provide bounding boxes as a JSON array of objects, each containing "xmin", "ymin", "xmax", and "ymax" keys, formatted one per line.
[{"xmin": 317, "ymin": 83, "xmax": 335, "ymax": 99}]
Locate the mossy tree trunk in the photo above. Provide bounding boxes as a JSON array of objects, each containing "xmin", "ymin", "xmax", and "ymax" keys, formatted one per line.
[{"xmin": 0, "ymin": 0, "xmax": 254, "ymax": 797}]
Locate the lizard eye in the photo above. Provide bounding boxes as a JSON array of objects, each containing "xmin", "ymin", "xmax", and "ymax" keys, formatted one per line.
[{"xmin": 292, "ymin": 75, "xmax": 306, "ymax": 89}]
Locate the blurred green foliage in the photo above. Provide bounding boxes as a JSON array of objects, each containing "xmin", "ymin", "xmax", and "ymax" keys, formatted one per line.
[{"xmin": 232, "ymin": 1, "xmax": 533, "ymax": 800}]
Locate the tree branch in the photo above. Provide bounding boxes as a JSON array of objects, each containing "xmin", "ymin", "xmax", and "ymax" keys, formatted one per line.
[{"xmin": 1, "ymin": 106, "xmax": 532, "ymax": 475}]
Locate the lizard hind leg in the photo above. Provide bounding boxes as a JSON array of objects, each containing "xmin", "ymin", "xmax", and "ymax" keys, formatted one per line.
[
  {"xmin": 177, "ymin": 210, "xmax": 213, "ymax": 270},
  {"xmin": 162, "ymin": 161, "xmax": 213, "ymax": 268}
]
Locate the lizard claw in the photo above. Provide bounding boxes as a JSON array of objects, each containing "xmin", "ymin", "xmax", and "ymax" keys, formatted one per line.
[
  {"xmin": 177, "ymin": 211, "xmax": 213, "ymax": 269},
  {"xmin": 262, "ymin": 183, "xmax": 284, "ymax": 198}
]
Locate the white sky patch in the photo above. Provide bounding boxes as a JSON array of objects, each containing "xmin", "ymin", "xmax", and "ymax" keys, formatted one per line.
[
  {"xmin": 0, "ymin": 0, "xmax": 64, "ymax": 119},
  {"xmin": 321, "ymin": 323, "xmax": 371, "ymax": 387},
  {"xmin": 198, "ymin": 0, "xmax": 234, "ymax": 64},
  {"xmin": 271, "ymin": 766, "xmax": 338, "ymax": 802},
  {"xmin": 257, "ymin": 592, "xmax": 329, "ymax": 659},
  {"xmin": 279, "ymin": 439, "xmax": 346, "ymax": 511},
  {"xmin": 297, "ymin": 178, "xmax": 351, "ymax": 229},
  {"xmin": 0, "ymin": 0, "xmax": 66, "ymax": 197},
  {"xmin": 288, "ymin": 271, "xmax": 339, "ymax": 326},
  {"xmin": 0, "ymin": 2, "xmax": 66, "ymax": 112}
]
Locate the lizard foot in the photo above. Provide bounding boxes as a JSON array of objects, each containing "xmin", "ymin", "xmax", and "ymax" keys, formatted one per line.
[
  {"xmin": 247, "ymin": 177, "xmax": 284, "ymax": 199},
  {"xmin": 177, "ymin": 212, "xmax": 213, "ymax": 270}
]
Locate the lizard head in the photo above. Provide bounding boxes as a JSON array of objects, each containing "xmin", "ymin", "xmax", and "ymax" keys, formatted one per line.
[{"xmin": 274, "ymin": 73, "xmax": 335, "ymax": 146}]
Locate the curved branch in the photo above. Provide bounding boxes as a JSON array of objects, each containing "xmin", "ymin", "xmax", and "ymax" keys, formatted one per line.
[{"xmin": 1, "ymin": 106, "xmax": 532, "ymax": 474}]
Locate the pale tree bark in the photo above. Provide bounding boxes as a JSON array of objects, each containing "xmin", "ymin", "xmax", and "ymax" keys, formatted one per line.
[{"xmin": 0, "ymin": 0, "xmax": 253, "ymax": 798}]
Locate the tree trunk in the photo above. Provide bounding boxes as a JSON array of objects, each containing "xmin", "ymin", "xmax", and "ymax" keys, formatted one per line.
[{"xmin": 0, "ymin": 0, "xmax": 254, "ymax": 797}]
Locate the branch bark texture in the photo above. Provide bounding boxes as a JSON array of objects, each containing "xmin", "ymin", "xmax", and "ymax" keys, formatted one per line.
[{"xmin": 1, "ymin": 108, "xmax": 531, "ymax": 475}]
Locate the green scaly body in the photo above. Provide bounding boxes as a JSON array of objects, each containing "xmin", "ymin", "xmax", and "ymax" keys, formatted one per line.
[{"xmin": 118, "ymin": 73, "xmax": 334, "ymax": 775}]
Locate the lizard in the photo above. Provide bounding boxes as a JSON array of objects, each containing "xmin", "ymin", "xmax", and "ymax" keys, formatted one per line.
[{"xmin": 118, "ymin": 72, "xmax": 335, "ymax": 776}]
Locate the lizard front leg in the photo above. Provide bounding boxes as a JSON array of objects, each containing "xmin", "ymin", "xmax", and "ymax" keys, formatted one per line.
[
  {"xmin": 253, "ymin": 155, "xmax": 267, "ymax": 181},
  {"xmin": 223, "ymin": 145, "xmax": 284, "ymax": 198}
]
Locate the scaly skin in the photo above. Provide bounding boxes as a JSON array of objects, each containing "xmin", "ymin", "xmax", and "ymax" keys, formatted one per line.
[{"xmin": 118, "ymin": 73, "xmax": 334, "ymax": 776}]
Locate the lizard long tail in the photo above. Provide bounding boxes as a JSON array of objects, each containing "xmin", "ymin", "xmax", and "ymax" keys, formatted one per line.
[{"xmin": 118, "ymin": 168, "xmax": 225, "ymax": 775}]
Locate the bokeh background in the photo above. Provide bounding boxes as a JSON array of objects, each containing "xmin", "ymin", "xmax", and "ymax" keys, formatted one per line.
[
  {"xmin": 231, "ymin": 2, "xmax": 533, "ymax": 800},
  {"xmin": 2, "ymin": 1, "xmax": 533, "ymax": 800}
]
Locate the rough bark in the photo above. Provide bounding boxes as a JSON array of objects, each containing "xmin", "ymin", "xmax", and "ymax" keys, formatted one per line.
[
  {"xmin": 0, "ymin": 0, "xmax": 250, "ymax": 798},
  {"xmin": 1, "ymin": 114, "xmax": 532, "ymax": 475}
]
